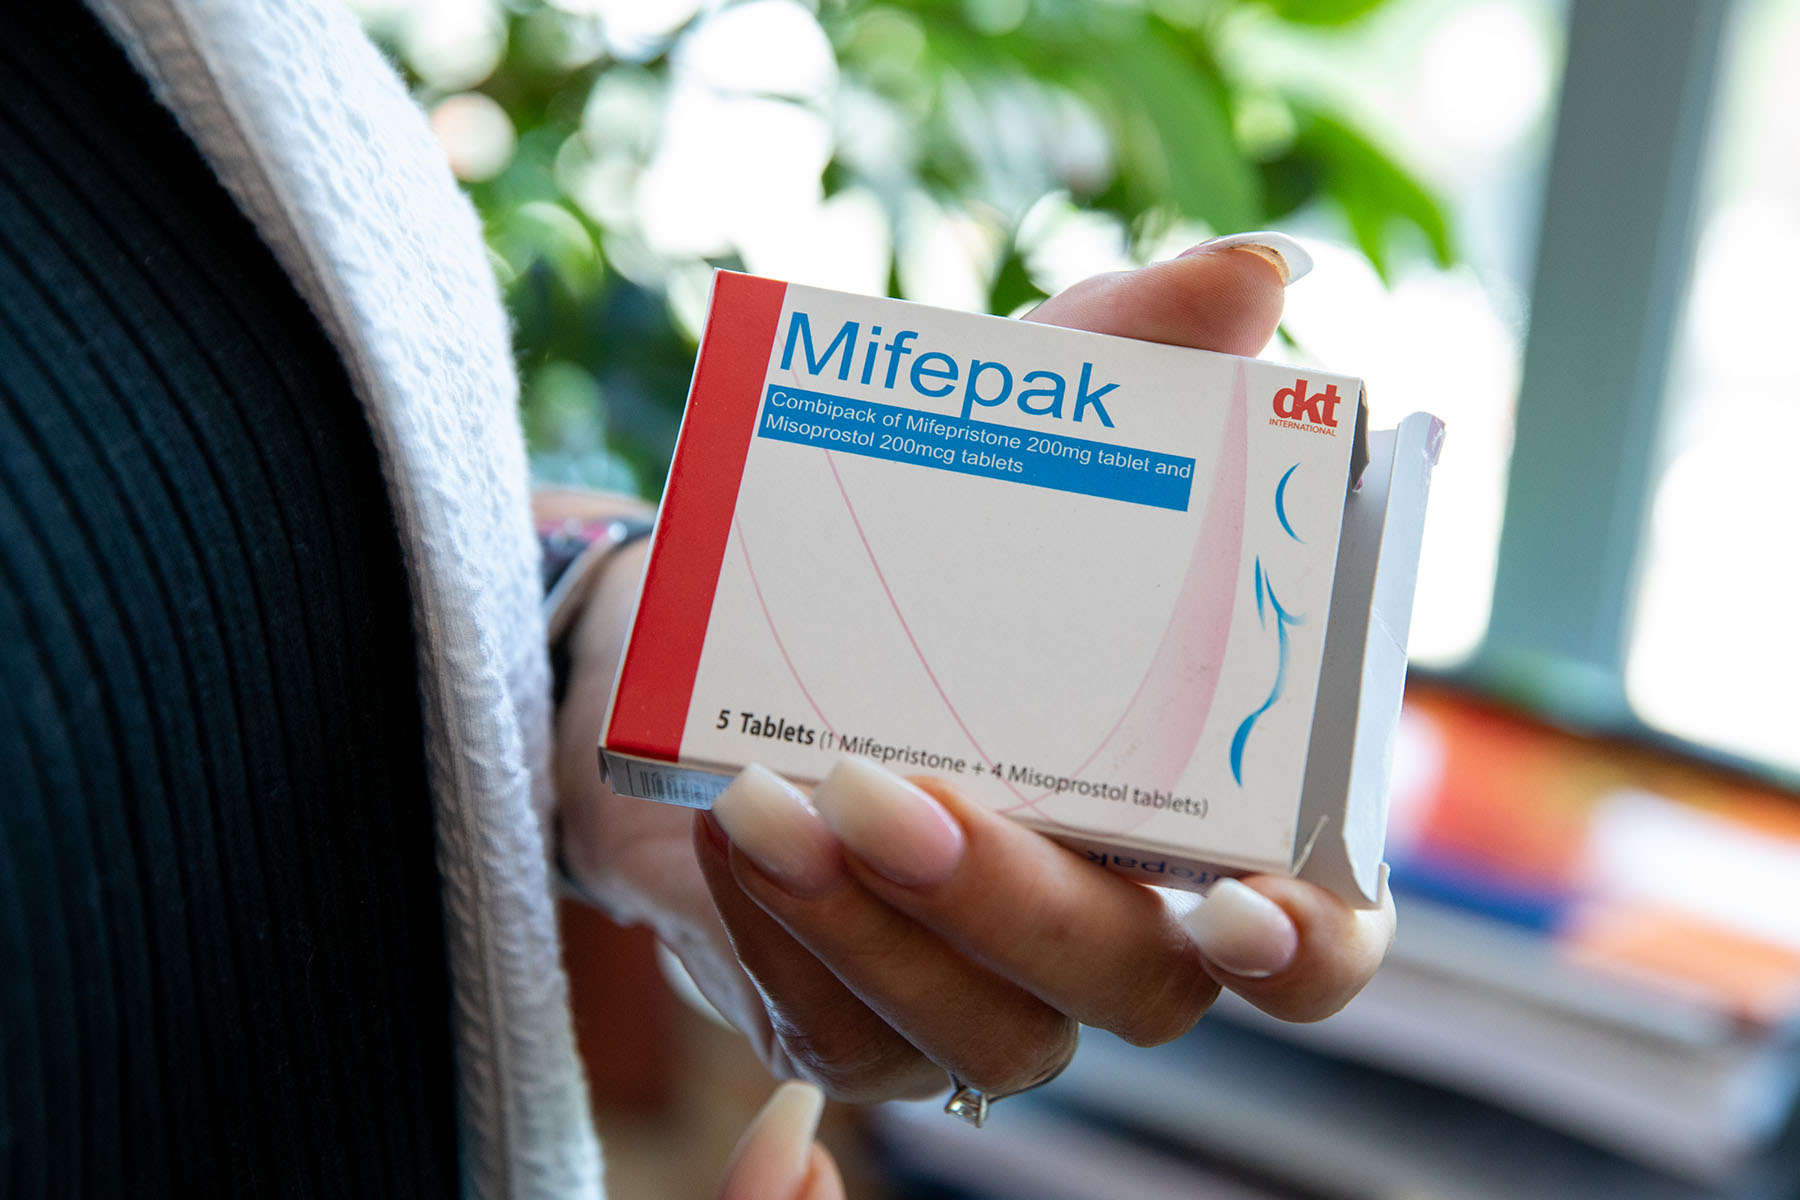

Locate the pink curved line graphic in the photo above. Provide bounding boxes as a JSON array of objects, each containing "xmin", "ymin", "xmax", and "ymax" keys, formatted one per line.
[
  {"xmin": 1004, "ymin": 370, "xmax": 1249, "ymax": 812},
  {"xmin": 734, "ymin": 517, "xmax": 838, "ymax": 740},
  {"xmin": 821, "ymin": 454, "xmax": 1028, "ymax": 802},
  {"xmin": 1045, "ymin": 364, "xmax": 1247, "ymax": 831}
]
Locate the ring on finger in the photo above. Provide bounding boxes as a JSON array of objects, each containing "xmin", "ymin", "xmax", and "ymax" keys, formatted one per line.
[{"xmin": 942, "ymin": 1037, "xmax": 1078, "ymax": 1128}]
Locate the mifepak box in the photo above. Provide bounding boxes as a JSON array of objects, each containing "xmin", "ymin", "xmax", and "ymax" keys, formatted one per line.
[{"xmin": 601, "ymin": 271, "xmax": 1441, "ymax": 907}]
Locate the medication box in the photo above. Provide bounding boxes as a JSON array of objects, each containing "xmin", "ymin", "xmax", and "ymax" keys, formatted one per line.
[{"xmin": 601, "ymin": 271, "xmax": 1440, "ymax": 907}]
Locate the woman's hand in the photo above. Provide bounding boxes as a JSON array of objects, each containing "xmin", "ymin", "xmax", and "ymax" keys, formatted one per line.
[
  {"xmin": 695, "ymin": 757, "xmax": 1394, "ymax": 1102},
  {"xmin": 716, "ymin": 1083, "xmax": 844, "ymax": 1200},
  {"xmin": 555, "ymin": 236, "xmax": 1396, "ymax": 1104}
]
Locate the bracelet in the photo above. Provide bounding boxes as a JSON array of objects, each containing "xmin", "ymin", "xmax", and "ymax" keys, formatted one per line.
[{"xmin": 540, "ymin": 512, "xmax": 656, "ymax": 710}]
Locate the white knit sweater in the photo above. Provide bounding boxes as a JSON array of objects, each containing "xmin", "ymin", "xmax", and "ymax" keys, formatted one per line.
[{"xmin": 88, "ymin": 0, "xmax": 604, "ymax": 1195}]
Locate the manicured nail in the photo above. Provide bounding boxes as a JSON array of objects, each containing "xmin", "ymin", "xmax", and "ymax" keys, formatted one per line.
[
  {"xmin": 1180, "ymin": 231, "xmax": 1313, "ymax": 285},
  {"xmin": 721, "ymin": 1081, "xmax": 825, "ymax": 1199},
  {"xmin": 810, "ymin": 757, "xmax": 965, "ymax": 888},
  {"xmin": 1182, "ymin": 879, "xmax": 1298, "ymax": 978},
  {"xmin": 710, "ymin": 765, "xmax": 842, "ymax": 895}
]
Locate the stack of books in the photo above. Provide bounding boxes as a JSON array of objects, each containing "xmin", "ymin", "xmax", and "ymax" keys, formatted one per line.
[
  {"xmin": 870, "ymin": 684, "xmax": 1800, "ymax": 1198},
  {"xmin": 1343, "ymin": 685, "xmax": 1800, "ymax": 1181}
]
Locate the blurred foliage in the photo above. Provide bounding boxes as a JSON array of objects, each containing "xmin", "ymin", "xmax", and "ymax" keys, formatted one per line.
[{"xmin": 363, "ymin": 0, "xmax": 1452, "ymax": 498}]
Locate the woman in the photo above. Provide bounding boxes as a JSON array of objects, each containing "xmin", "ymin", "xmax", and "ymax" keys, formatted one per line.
[{"xmin": 0, "ymin": 1, "xmax": 1392, "ymax": 1195}]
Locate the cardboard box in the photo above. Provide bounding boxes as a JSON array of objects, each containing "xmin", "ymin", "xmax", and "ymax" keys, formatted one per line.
[{"xmin": 601, "ymin": 271, "xmax": 1441, "ymax": 907}]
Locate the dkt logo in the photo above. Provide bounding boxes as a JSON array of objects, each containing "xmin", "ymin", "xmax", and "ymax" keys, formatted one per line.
[{"xmin": 1272, "ymin": 378, "xmax": 1343, "ymax": 429}]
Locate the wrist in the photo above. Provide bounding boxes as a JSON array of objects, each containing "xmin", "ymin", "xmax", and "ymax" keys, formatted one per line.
[{"xmin": 535, "ymin": 491, "xmax": 655, "ymax": 904}]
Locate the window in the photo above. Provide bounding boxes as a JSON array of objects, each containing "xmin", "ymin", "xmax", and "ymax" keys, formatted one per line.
[
  {"xmin": 1626, "ymin": 0, "xmax": 1800, "ymax": 773},
  {"xmin": 1478, "ymin": 0, "xmax": 1796, "ymax": 780}
]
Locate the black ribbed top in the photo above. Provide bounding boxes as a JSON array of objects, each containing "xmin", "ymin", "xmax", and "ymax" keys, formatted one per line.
[{"xmin": 0, "ymin": 6, "xmax": 459, "ymax": 1196}]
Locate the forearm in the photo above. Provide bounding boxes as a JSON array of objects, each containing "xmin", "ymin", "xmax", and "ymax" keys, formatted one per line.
[{"xmin": 550, "ymin": 528, "xmax": 780, "ymax": 1052}]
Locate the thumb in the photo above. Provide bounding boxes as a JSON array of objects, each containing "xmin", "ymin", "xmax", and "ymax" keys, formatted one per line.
[
  {"xmin": 717, "ymin": 1081, "xmax": 847, "ymax": 1200},
  {"xmin": 1024, "ymin": 231, "xmax": 1309, "ymax": 357}
]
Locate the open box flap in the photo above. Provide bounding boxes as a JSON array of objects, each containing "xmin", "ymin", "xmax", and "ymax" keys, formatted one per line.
[{"xmin": 1295, "ymin": 412, "xmax": 1442, "ymax": 906}]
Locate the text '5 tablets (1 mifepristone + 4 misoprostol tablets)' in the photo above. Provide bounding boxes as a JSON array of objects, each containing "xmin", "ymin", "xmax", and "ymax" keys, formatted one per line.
[{"xmin": 601, "ymin": 271, "xmax": 1442, "ymax": 907}]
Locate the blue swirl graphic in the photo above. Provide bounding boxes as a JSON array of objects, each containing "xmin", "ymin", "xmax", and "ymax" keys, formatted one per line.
[
  {"xmin": 1274, "ymin": 463, "xmax": 1303, "ymax": 542},
  {"xmin": 1230, "ymin": 568, "xmax": 1304, "ymax": 785}
]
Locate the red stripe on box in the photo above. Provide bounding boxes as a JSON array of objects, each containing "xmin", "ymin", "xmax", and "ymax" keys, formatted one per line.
[{"xmin": 606, "ymin": 272, "xmax": 788, "ymax": 761}]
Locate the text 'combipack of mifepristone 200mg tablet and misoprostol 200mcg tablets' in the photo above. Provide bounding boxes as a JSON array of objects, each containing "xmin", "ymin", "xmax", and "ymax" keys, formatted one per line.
[{"xmin": 601, "ymin": 270, "xmax": 1441, "ymax": 907}]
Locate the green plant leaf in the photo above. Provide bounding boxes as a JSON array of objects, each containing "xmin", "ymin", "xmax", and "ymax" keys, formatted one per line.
[
  {"xmin": 1045, "ymin": 20, "xmax": 1260, "ymax": 232},
  {"xmin": 988, "ymin": 242, "xmax": 1045, "ymax": 315},
  {"xmin": 491, "ymin": 200, "xmax": 600, "ymax": 291},
  {"xmin": 1278, "ymin": 107, "xmax": 1453, "ymax": 278},
  {"xmin": 1258, "ymin": 0, "xmax": 1388, "ymax": 26}
]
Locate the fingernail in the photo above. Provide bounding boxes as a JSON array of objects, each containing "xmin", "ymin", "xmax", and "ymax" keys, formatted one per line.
[
  {"xmin": 810, "ymin": 757, "xmax": 965, "ymax": 888},
  {"xmin": 710, "ymin": 764, "xmax": 842, "ymax": 895},
  {"xmin": 1180, "ymin": 231, "xmax": 1313, "ymax": 285},
  {"xmin": 1181, "ymin": 879, "xmax": 1298, "ymax": 978},
  {"xmin": 721, "ymin": 1081, "xmax": 824, "ymax": 1199}
]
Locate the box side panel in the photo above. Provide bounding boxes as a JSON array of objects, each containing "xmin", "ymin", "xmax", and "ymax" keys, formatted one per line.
[
  {"xmin": 601, "ymin": 749, "xmax": 732, "ymax": 809},
  {"xmin": 597, "ymin": 744, "xmax": 1283, "ymax": 892},
  {"xmin": 1292, "ymin": 430, "xmax": 1394, "ymax": 905},
  {"xmin": 1037, "ymin": 830, "xmax": 1242, "ymax": 894},
  {"xmin": 604, "ymin": 272, "xmax": 788, "ymax": 762},
  {"xmin": 1295, "ymin": 414, "xmax": 1440, "ymax": 906},
  {"xmin": 1340, "ymin": 413, "xmax": 1441, "ymax": 896}
]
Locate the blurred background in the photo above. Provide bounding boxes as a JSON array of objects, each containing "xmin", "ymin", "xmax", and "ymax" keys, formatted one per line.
[{"xmin": 352, "ymin": 0, "xmax": 1800, "ymax": 1195}]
